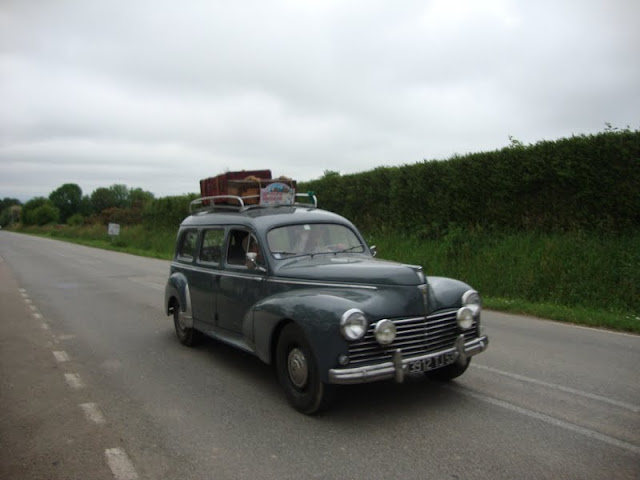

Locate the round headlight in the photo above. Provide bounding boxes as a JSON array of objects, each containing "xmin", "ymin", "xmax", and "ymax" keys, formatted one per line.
[
  {"xmin": 457, "ymin": 307, "xmax": 475, "ymax": 330},
  {"xmin": 462, "ymin": 290, "xmax": 481, "ymax": 306},
  {"xmin": 374, "ymin": 319, "xmax": 396, "ymax": 345},
  {"xmin": 340, "ymin": 308, "xmax": 368, "ymax": 341},
  {"xmin": 462, "ymin": 289, "xmax": 481, "ymax": 316}
]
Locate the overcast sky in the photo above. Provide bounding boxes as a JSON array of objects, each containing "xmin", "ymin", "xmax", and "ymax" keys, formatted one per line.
[{"xmin": 1, "ymin": 0, "xmax": 638, "ymax": 202}]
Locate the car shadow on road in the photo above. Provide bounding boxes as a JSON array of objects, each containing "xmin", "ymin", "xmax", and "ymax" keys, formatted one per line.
[{"xmin": 160, "ymin": 327, "xmax": 469, "ymax": 421}]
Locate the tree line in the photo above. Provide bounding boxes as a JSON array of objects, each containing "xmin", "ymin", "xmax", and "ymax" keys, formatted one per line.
[{"xmin": 0, "ymin": 184, "xmax": 157, "ymax": 228}]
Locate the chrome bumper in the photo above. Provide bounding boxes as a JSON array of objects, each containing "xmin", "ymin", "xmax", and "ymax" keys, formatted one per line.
[{"xmin": 328, "ymin": 334, "xmax": 488, "ymax": 385}]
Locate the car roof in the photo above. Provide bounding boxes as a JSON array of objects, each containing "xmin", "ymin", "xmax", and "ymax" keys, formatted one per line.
[{"xmin": 179, "ymin": 206, "xmax": 355, "ymax": 231}]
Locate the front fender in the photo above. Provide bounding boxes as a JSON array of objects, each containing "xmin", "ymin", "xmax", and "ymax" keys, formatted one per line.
[
  {"xmin": 252, "ymin": 288, "xmax": 378, "ymax": 381},
  {"xmin": 164, "ymin": 272, "xmax": 193, "ymax": 328},
  {"xmin": 427, "ymin": 276, "xmax": 474, "ymax": 312}
]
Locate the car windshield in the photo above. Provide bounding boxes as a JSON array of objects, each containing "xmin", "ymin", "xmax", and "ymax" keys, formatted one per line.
[{"xmin": 267, "ymin": 223, "xmax": 365, "ymax": 259}]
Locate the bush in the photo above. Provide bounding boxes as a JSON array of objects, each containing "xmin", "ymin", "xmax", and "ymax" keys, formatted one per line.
[
  {"xmin": 67, "ymin": 213, "xmax": 84, "ymax": 226},
  {"xmin": 30, "ymin": 204, "xmax": 60, "ymax": 225}
]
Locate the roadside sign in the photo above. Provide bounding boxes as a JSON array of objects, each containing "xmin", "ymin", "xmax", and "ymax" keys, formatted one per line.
[{"xmin": 108, "ymin": 223, "xmax": 120, "ymax": 236}]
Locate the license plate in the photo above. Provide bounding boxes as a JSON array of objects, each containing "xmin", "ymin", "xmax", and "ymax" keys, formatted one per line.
[{"xmin": 408, "ymin": 351, "xmax": 457, "ymax": 374}]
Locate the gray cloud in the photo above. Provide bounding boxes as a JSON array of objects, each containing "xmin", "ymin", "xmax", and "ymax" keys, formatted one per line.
[{"xmin": 1, "ymin": 0, "xmax": 639, "ymax": 201}]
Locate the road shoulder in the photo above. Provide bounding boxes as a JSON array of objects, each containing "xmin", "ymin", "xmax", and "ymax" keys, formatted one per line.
[{"xmin": 0, "ymin": 259, "xmax": 117, "ymax": 480}]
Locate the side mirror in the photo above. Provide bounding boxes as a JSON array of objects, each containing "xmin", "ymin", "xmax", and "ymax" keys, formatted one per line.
[
  {"xmin": 245, "ymin": 252, "xmax": 258, "ymax": 270},
  {"xmin": 369, "ymin": 245, "xmax": 377, "ymax": 257}
]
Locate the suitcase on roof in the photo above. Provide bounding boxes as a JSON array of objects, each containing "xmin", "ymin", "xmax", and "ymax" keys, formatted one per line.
[{"xmin": 199, "ymin": 170, "xmax": 272, "ymax": 198}]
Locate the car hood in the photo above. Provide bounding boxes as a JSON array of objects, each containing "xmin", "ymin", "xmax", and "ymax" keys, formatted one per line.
[{"xmin": 272, "ymin": 255, "xmax": 424, "ymax": 286}]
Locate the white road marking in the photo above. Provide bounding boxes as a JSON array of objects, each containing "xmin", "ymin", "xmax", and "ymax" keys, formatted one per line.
[
  {"xmin": 64, "ymin": 373, "xmax": 84, "ymax": 390},
  {"xmin": 52, "ymin": 351, "xmax": 70, "ymax": 363},
  {"xmin": 41, "ymin": 322, "xmax": 50, "ymax": 331},
  {"xmin": 472, "ymin": 364, "xmax": 640, "ymax": 413},
  {"xmin": 24, "ymin": 298, "xmax": 33, "ymax": 305},
  {"xmin": 33, "ymin": 312, "xmax": 43, "ymax": 320},
  {"xmin": 29, "ymin": 304, "xmax": 38, "ymax": 312},
  {"xmin": 454, "ymin": 385, "xmax": 640, "ymax": 455},
  {"xmin": 19, "ymin": 288, "xmax": 27, "ymax": 296},
  {"xmin": 105, "ymin": 448, "xmax": 139, "ymax": 480},
  {"xmin": 80, "ymin": 403, "xmax": 106, "ymax": 424}
]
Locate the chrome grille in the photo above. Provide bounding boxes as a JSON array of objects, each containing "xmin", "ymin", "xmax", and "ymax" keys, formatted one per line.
[{"xmin": 347, "ymin": 310, "xmax": 478, "ymax": 366}]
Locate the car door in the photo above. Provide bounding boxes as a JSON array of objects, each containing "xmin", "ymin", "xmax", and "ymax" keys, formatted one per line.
[
  {"xmin": 216, "ymin": 228, "xmax": 267, "ymax": 335},
  {"xmin": 190, "ymin": 227, "xmax": 225, "ymax": 330}
]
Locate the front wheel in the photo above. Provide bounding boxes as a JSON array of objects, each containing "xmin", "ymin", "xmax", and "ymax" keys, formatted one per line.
[
  {"xmin": 276, "ymin": 324, "xmax": 335, "ymax": 415},
  {"xmin": 426, "ymin": 357, "xmax": 470, "ymax": 381}
]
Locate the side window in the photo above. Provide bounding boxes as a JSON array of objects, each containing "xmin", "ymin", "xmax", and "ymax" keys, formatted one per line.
[
  {"xmin": 178, "ymin": 229, "xmax": 199, "ymax": 261},
  {"xmin": 226, "ymin": 230, "xmax": 250, "ymax": 266},
  {"xmin": 199, "ymin": 229, "xmax": 224, "ymax": 264},
  {"xmin": 244, "ymin": 234, "xmax": 265, "ymax": 266},
  {"xmin": 226, "ymin": 229, "xmax": 264, "ymax": 267}
]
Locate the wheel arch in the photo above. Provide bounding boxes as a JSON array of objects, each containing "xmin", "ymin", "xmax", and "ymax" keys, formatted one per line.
[
  {"xmin": 164, "ymin": 272, "xmax": 193, "ymax": 327},
  {"xmin": 253, "ymin": 291, "xmax": 358, "ymax": 382}
]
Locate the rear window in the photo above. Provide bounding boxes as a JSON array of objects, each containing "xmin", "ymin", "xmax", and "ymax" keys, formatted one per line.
[
  {"xmin": 178, "ymin": 229, "xmax": 198, "ymax": 260},
  {"xmin": 199, "ymin": 229, "xmax": 224, "ymax": 264}
]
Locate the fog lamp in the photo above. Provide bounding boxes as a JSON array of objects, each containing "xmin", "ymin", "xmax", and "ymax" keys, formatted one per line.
[{"xmin": 374, "ymin": 319, "xmax": 396, "ymax": 345}]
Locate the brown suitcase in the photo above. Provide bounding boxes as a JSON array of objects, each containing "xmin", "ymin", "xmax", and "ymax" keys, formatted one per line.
[
  {"xmin": 199, "ymin": 170, "xmax": 272, "ymax": 198},
  {"xmin": 199, "ymin": 170, "xmax": 272, "ymax": 205}
]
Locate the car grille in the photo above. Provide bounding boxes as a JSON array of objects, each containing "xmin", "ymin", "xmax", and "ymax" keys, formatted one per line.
[{"xmin": 347, "ymin": 310, "xmax": 478, "ymax": 366}]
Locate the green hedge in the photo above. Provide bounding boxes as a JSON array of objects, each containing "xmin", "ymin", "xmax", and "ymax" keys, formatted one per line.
[
  {"xmin": 300, "ymin": 129, "xmax": 640, "ymax": 237},
  {"xmin": 142, "ymin": 194, "xmax": 197, "ymax": 231}
]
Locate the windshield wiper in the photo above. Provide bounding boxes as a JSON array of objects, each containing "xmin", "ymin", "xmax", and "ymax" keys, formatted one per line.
[
  {"xmin": 271, "ymin": 250, "xmax": 317, "ymax": 260},
  {"xmin": 271, "ymin": 250, "xmax": 299, "ymax": 257},
  {"xmin": 334, "ymin": 244, "xmax": 364, "ymax": 254}
]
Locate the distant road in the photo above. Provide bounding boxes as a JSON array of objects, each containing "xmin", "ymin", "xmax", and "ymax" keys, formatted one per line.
[{"xmin": 1, "ymin": 231, "xmax": 638, "ymax": 480}]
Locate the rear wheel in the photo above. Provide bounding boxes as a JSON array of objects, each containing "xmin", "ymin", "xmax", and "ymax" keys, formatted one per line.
[
  {"xmin": 173, "ymin": 300, "xmax": 199, "ymax": 347},
  {"xmin": 276, "ymin": 324, "xmax": 335, "ymax": 414},
  {"xmin": 426, "ymin": 357, "xmax": 470, "ymax": 381}
]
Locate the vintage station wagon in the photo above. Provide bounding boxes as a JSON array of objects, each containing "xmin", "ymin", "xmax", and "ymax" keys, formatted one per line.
[{"xmin": 164, "ymin": 194, "xmax": 488, "ymax": 414}]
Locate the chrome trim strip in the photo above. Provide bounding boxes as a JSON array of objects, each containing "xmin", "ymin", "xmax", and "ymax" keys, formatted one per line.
[
  {"xmin": 171, "ymin": 262, "xmax": 263, "ymax": 281},
  {"xmin": 217, "ymin": 271, "xmax": 264, "ymax": 281},
  {"xmin": 267, "ymin": 278, "xmax": 378, "ymax": 290},
  {"xmin": 171, "ymin": 262, "xmax": 377, "ymax": 288},
  {"xmin": 328, "ymin": 335, "xmax": 489, "ymax": 385}
]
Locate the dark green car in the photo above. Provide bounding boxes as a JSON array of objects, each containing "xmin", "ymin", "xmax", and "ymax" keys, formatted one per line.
[{"xmin": 164, "ymin": 195, "xmax": 488, "ymax": 414}]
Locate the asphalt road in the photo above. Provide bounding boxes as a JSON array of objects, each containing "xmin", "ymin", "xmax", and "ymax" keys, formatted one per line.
[{"xmin": 1, "ymin": 231, "xmax": 638, "ymax": 480}]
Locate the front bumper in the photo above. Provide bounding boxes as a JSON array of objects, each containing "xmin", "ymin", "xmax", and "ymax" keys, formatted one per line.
[{"xmin": 328, "ymin": 334, "xmax": 488, "ymax": 385}]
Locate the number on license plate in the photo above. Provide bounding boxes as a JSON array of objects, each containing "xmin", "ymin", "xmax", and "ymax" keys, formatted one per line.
[{"xmin": 408, "ymin": 351, "xmax": 457, "ymax": 374}]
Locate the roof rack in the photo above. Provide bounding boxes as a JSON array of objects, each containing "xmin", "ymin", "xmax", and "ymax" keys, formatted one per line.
[{"xmin": 189, "ymin": 193, "xmax": 318, "ymax": 214}]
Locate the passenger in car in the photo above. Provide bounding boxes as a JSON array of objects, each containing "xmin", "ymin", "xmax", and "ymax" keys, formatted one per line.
[{"xmin": 227, "ymin": 231, "xmax": 247, "ymax": 265}]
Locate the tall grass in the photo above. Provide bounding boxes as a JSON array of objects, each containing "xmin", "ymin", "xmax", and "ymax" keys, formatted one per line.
[
  {"xmin": 19, "ymin": 224, "xmax": 176, "ymax": 259},
  {"xmin": 366, "ymin": 229, "xmax": 639, "ymax": 332}
]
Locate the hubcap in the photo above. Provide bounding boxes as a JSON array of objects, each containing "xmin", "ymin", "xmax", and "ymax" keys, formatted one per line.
[
  {"xmin": 176, "ymin": 311, "xmax": 187, "ymax": 332},
  {"xmin": 287, "ymin": 348, "xmax": 309, "ymax": 389}
]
